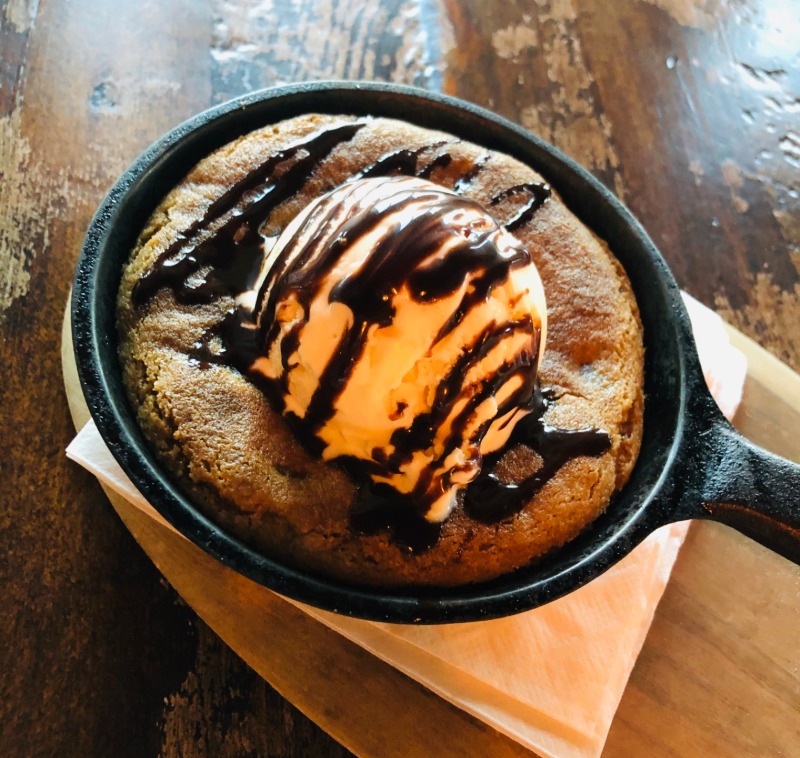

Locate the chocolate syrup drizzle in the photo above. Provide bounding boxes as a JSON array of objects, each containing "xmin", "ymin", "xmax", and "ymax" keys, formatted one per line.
[
  {"xmin": 132, "ymin": 122, "xmax": 368, "ymax": 307},
  {"xmin": 353, "ymin": 387, "xmax": 610, "ymax": 552},
  {"xmin": 491, "ymin": 182, "xmax": 552, "ymax": 232},
  {"xmin": 356, "ymin": 142, "xmax": 450, "ymax": 179},
  {"xmin": 133, "ymin": 120, "xmax": 610, "ymax": 553}
]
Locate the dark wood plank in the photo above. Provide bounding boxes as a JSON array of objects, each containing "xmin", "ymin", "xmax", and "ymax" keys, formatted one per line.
[
  {"xmin": 575, "ymin": 0, "xmax": 800, "ymax": 371},
  {"xmin": 1, "ymin": 0, "xmax": 209, "ymax": 754}
]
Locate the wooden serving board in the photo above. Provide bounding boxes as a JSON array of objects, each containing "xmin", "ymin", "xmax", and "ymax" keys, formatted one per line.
[{"xmin": 62, "ymin": 305, "xmax": 800, "ymax": 757}]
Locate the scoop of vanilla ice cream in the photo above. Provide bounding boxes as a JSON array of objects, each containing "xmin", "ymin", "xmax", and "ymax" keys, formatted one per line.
[{"xmin": 250, "ymin": 176, "xmax": 546, "ymax": 521}]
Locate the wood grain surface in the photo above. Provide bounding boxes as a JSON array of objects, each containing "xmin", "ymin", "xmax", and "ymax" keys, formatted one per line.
[{"xmin": 2, "ymin": 0, "xmax": 799, "ymax": 756}]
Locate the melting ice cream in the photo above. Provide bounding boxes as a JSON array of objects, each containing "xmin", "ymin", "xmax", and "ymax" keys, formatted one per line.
[{"xmin": 249, "ymin": 176, "xmax": 548, "ymax": 521}]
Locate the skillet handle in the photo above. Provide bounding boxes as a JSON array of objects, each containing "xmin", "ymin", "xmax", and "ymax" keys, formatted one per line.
[{"xmin": 682, "ymin": 412, "xmax": 800, "ymax": 564}]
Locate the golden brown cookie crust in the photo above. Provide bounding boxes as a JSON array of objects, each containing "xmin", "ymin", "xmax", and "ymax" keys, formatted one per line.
[{"xmin": 117, "ymin": 114, "xmax": 644, "ymax": 587}]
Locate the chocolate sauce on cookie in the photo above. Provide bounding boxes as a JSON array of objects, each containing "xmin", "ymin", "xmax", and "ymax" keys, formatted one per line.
[
  {"xmin": 355, "ymin": 143, "xmax": 453, "ymax": 181},
  {"xmin": 352, "ymin": 387, "xmax": 611, "ymax": 552},
  {"xmin": 133, "ymin": 120, "xmax": 609, "ymax": 552},
  {"xmin": 132, "ymin": 121, "xmax": 368, "ymax": 307},
  {"xmin": 453, "ymin": 152, "xmax": 490, "ymax": 192},
  {"xmin": 490, "ymin": 183, "xmax": 552, "ymax": 232},
  {"xmin": 463, "ymin": 387, "xmax": 611, "ymax": 522}
]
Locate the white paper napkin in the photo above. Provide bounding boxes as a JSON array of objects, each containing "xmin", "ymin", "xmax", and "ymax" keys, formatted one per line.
[{"xmin": 66, "ymin": 293, "xmax": 746, "ymax": 758}]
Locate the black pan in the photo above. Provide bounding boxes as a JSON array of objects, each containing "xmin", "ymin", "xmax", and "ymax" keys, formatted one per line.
[{"xmin": 71, "ymin": 82, "xmax": 800, "ymax": 623}]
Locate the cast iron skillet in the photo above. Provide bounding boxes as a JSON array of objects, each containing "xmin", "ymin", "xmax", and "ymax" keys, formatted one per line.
[{"xmin": 72, "ymin": 82, "xmax": 800, "ymax": 623}]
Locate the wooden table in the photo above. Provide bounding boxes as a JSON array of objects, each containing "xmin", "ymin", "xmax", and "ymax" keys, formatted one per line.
[{"xmin": 2, "ymin": 1, "xmax": 798, "ymax": 755}]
